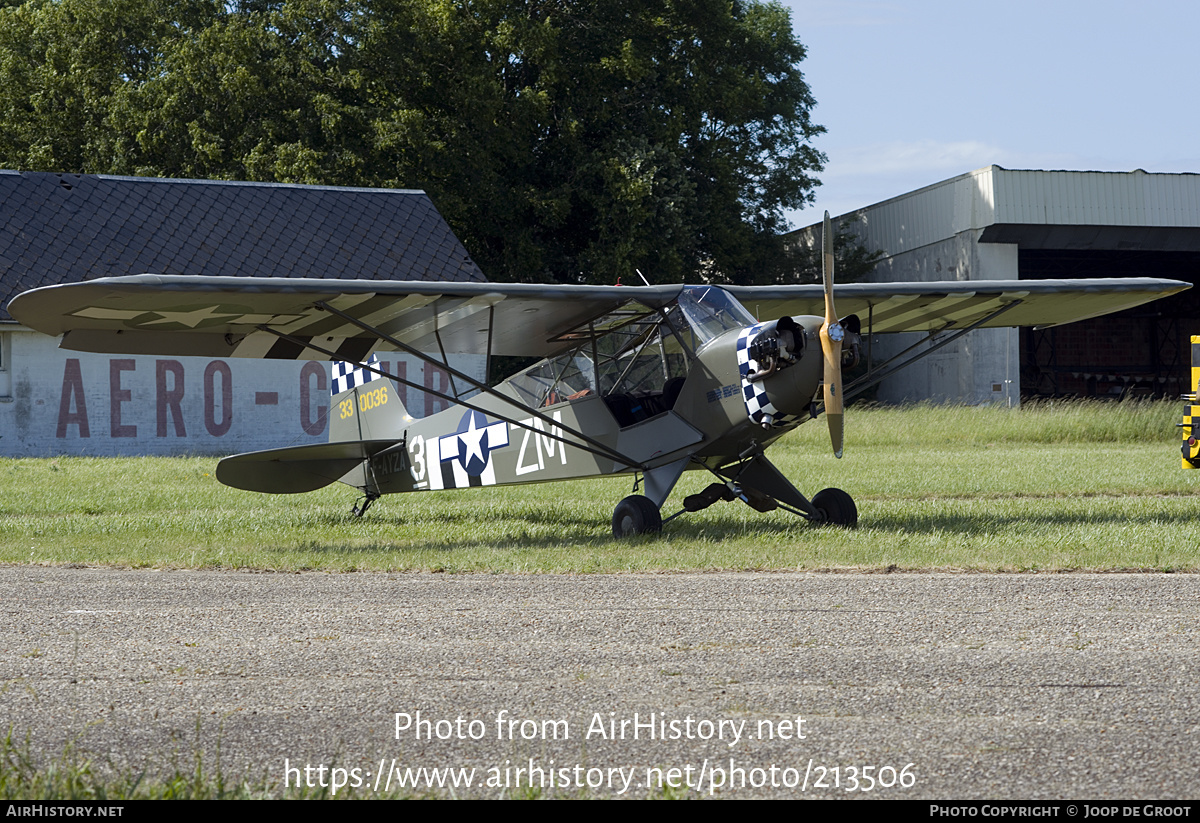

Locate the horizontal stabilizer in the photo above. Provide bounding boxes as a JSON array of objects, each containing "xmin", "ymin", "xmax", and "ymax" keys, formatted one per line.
[{"xmin": 216, "ymin": 439, "xmax": 400, "ymax": 494}]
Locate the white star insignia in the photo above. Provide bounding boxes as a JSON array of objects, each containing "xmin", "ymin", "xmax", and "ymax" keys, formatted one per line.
[
  {"xmin": 140, "ymin": 306, "xmax": 244, "ymax": 327},
  {"xmin": 458, "ymin": 413, "xmax": 487, "ymax": 467}
]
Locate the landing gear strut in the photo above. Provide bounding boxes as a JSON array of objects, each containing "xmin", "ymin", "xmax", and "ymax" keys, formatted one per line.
[{"xmin": 612, "ymin": 452, "xmax": 859, "ymax": 536}]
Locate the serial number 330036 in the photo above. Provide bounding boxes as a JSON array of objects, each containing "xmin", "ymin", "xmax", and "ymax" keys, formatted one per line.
[{"xmin": 338, "ymin": 385, "xmax": 389, "ymax": 420}]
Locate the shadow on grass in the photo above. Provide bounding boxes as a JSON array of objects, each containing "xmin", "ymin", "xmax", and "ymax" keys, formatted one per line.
[
  {"xmin": 265, "ymin": 509, "xmax": 821, "ymax": 556},
  {"xmin": 303, "ymin": 506, "xmax": 604, "ymax": 530},
  {"xmin": 264, "ymin": 502, "xmax": 1199, "ymax": 559},
  {"xmin": 866, "ymin": 508, "xmax": 1200, "ymax": 536}
]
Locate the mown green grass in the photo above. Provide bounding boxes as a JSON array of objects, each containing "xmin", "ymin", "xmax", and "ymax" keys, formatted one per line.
[
  {"xmin": 0, "ymin": 728, "xmax": 267, "ymax": 800},
  {"xmin": 0, "ymin": 726, "xmax": 678, "ymax": 800},
  {"xmin": 2, "ymin": 400, "xmax": 1197, "ymax": 572},
  {"xmin": 0, "ymin": 727, "xmax": 459, "ymax": 800}
]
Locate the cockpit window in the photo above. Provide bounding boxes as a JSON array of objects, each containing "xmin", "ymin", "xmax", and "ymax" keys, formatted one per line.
[
  {"xmin": 505, "ymin": 305, "xmax": 690, "ymax": 408},
  {"xmin": 504, "ymin": 287, "xmax": 756, "ymax": 417},
  {"xmin": 675, "ymin": 286, "xmax": 757, "ymax": 348}
]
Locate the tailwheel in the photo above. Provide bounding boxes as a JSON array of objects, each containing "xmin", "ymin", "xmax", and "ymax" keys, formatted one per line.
[
  {"xmin": 612, "ymin": 495, "xmax": 662, "ymax": 537},
  {"xmin": 352, "ymin": 491, "xmax": 380, "ymax": 518},
  {"xmin": 811, "ymin": 487, "xmax": 857, "ymax": 528}
]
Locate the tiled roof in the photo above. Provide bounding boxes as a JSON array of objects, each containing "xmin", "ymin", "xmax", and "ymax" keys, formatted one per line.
[{"xmin": 0, "ymin": 171, "xmax": 486, "ymax": 321}]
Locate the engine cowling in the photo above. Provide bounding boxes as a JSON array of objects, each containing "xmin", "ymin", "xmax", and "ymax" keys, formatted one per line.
[
  {"xmin": 735, "ymin": 315, "xmax": 861, "ymax": 430},
  {"xmin": 736, "ymin": 317, "xmax": 822, "ymax": 428}
]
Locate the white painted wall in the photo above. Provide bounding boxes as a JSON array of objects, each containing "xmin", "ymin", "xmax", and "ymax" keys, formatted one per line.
[{"xmin": 0, "ymin": 328, "xmax": 484, "ymax": 457}]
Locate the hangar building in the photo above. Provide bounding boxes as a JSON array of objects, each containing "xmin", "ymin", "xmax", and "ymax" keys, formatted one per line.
[{"xmin": 794, "ymin": 166, "xmax": 1200, "ymax": 405}]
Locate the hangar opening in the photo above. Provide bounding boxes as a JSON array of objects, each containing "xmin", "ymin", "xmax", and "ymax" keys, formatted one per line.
[
  {"xmin": 793, "ymin": 166, "xmax": 1200, "ymax": 405},
  {"xmin": 1017, "ymin": 248, "xmax": 1200, "ymax": 399}
]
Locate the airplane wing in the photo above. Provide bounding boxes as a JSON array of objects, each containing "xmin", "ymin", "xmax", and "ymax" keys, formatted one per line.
[
  {"xmin": 725, "ymin": 278, "xmax": 1191, "ymax": 333},
  {"xmin": 7, "ymin": 275, "xmax": 684, "ymax": 360},
  {"xmin": 8, "ymin": 275, "xmax": 1189, "ymax": 361}
]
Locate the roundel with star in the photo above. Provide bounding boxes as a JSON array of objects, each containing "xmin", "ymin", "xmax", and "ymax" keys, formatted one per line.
[{"xmin": 445, "ymin": 409, "xmax": 509, "ymax": 477}]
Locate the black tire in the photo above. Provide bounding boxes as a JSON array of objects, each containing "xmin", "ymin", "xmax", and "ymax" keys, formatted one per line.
[
  {"xmin": 612, "ymin": 495, "xmax": 663, "ymax": 537},
  {"xmin": 812, "ymin": 487, "xmax": 857, "ymax": 528}
]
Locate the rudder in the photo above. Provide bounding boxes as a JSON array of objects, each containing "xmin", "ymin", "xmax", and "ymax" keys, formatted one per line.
[{"xmin": 329, "ymin": 356, "xmax": 413, "ymax": 443}]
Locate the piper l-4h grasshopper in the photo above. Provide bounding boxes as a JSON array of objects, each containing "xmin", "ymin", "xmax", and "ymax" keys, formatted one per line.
[{"xmin": 10, "ymin": 215, "xmax": 1190, "ymax": 536}]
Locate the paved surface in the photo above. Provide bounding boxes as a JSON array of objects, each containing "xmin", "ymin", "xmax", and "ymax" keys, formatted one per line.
[{"xmin": 1, "ymin": 567, "xmax": 1197, "ymax": 799}]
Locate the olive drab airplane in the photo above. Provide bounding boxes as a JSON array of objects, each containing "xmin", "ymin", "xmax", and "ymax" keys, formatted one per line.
[{"xmin": 9, "ymin": 214, "xmax": 1191, "ymax": 536}]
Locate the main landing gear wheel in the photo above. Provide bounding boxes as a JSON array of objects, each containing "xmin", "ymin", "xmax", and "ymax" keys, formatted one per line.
[
  {"xmin": 612, "ymin": 495, "xmax": 662, "ymax": 537},
  {"xmin": 812, "ymin": 487, "xmax": 857, "ymax": 528}
]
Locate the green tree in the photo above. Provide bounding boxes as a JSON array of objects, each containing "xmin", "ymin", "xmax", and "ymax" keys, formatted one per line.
[
  {"xmin": 0, "ymin": 0, "xmax": 826, "ymax": 286},
  {"xmin": 789, "ymin": 217, "xmax": 887, "ymax": 285},
  {"xmin": 117, "ymin": 1, "xmax": 374, "ymax": 183},
  {"xmin": 0, "ymin": 0, "xmax": 186, "ymax": 173}
]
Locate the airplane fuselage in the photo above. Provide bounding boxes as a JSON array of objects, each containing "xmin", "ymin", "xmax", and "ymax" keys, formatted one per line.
[{"xmin": 336, "ymin": 313, "xmax": 828, "ymax": 498}]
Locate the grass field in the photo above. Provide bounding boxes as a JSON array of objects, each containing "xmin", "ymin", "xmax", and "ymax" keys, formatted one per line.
[
  {"xmin": 2, "ymin": 400, "xmax": 1197, "ymax": 573},
  {"xmin": 0, "ymin": 400, "xmax": 1197, "ymax": 800}
]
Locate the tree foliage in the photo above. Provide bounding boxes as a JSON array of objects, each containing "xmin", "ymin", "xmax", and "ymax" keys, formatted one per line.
[
  {"xmin": 790, "ymin": 218, "xmax": 888, "ymax": 285},
  {"xmin": 0, "ymin": 0, "xmax": 826, "ymax": 285}
]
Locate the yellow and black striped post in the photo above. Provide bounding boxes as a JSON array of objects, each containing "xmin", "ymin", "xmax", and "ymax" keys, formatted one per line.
[{"xmin": 1181, "ymin": 335, "xmax": 1200, "ymax": 469}]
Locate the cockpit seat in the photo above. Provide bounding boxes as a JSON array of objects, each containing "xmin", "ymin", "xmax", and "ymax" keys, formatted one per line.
[{"xmin": 604, "ymin": 376, "xmax": 686, "ymax": 428}]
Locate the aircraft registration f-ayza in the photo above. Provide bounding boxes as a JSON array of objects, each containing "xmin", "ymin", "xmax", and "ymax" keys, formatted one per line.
[{"xmin": 9, "ymin": 214, "xmax": 1191, "ymax": 536}]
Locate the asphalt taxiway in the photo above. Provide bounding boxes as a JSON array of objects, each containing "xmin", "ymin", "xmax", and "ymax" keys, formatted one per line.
[{"xmin": 1, "ymin": 567, "xmax": 1196, "ymax": 798}]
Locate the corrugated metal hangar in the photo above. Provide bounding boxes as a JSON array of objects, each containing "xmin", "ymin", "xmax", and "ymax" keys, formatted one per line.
[{"xmin": 795, "ymin": 165, "xmax": 1200, "ymax": 405}]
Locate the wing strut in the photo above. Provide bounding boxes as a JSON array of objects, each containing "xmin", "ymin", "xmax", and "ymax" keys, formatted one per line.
[
  {"xmin": 312, "ymin": 300, "xmax": 640, "ymax": 467},
  {"xmin": 256, "ymin": 318, "xmax": 642, "ymax": 470},
  {"xmin": 844, "ymin": 300, "xmax": 1023, "ymax": 403}
]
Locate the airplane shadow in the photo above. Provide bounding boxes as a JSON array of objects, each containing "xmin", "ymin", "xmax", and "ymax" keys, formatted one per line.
[
  {"xmin": 270, "ymin": 501, "xmax": 1197, "ymax": 557},
  {"xmin": 863, "ymin": 507, "xmax": 1200, "ymax": 536},
  {"xmin": 303, "ymin": 506, "xmax": 602, "ymax": 531},
  {"xmin": 285, "ymin": 507, "xmax": 618, "ymax": 555}
]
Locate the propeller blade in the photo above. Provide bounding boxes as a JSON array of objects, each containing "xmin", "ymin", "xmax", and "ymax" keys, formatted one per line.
[{"xmin": 819, "ymin": 211, "xmax": 844, "ymax": 458}]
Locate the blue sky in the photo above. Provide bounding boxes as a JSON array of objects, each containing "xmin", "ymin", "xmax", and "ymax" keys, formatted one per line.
[{"xmin": 781, "ymin": 0, "xmax": 1200, "ymax": 227}]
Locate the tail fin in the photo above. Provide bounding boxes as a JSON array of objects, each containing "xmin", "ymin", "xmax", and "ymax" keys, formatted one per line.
[{"xmin": 329, "ymin": 356, "xmax": 413, "ymax": 442}]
